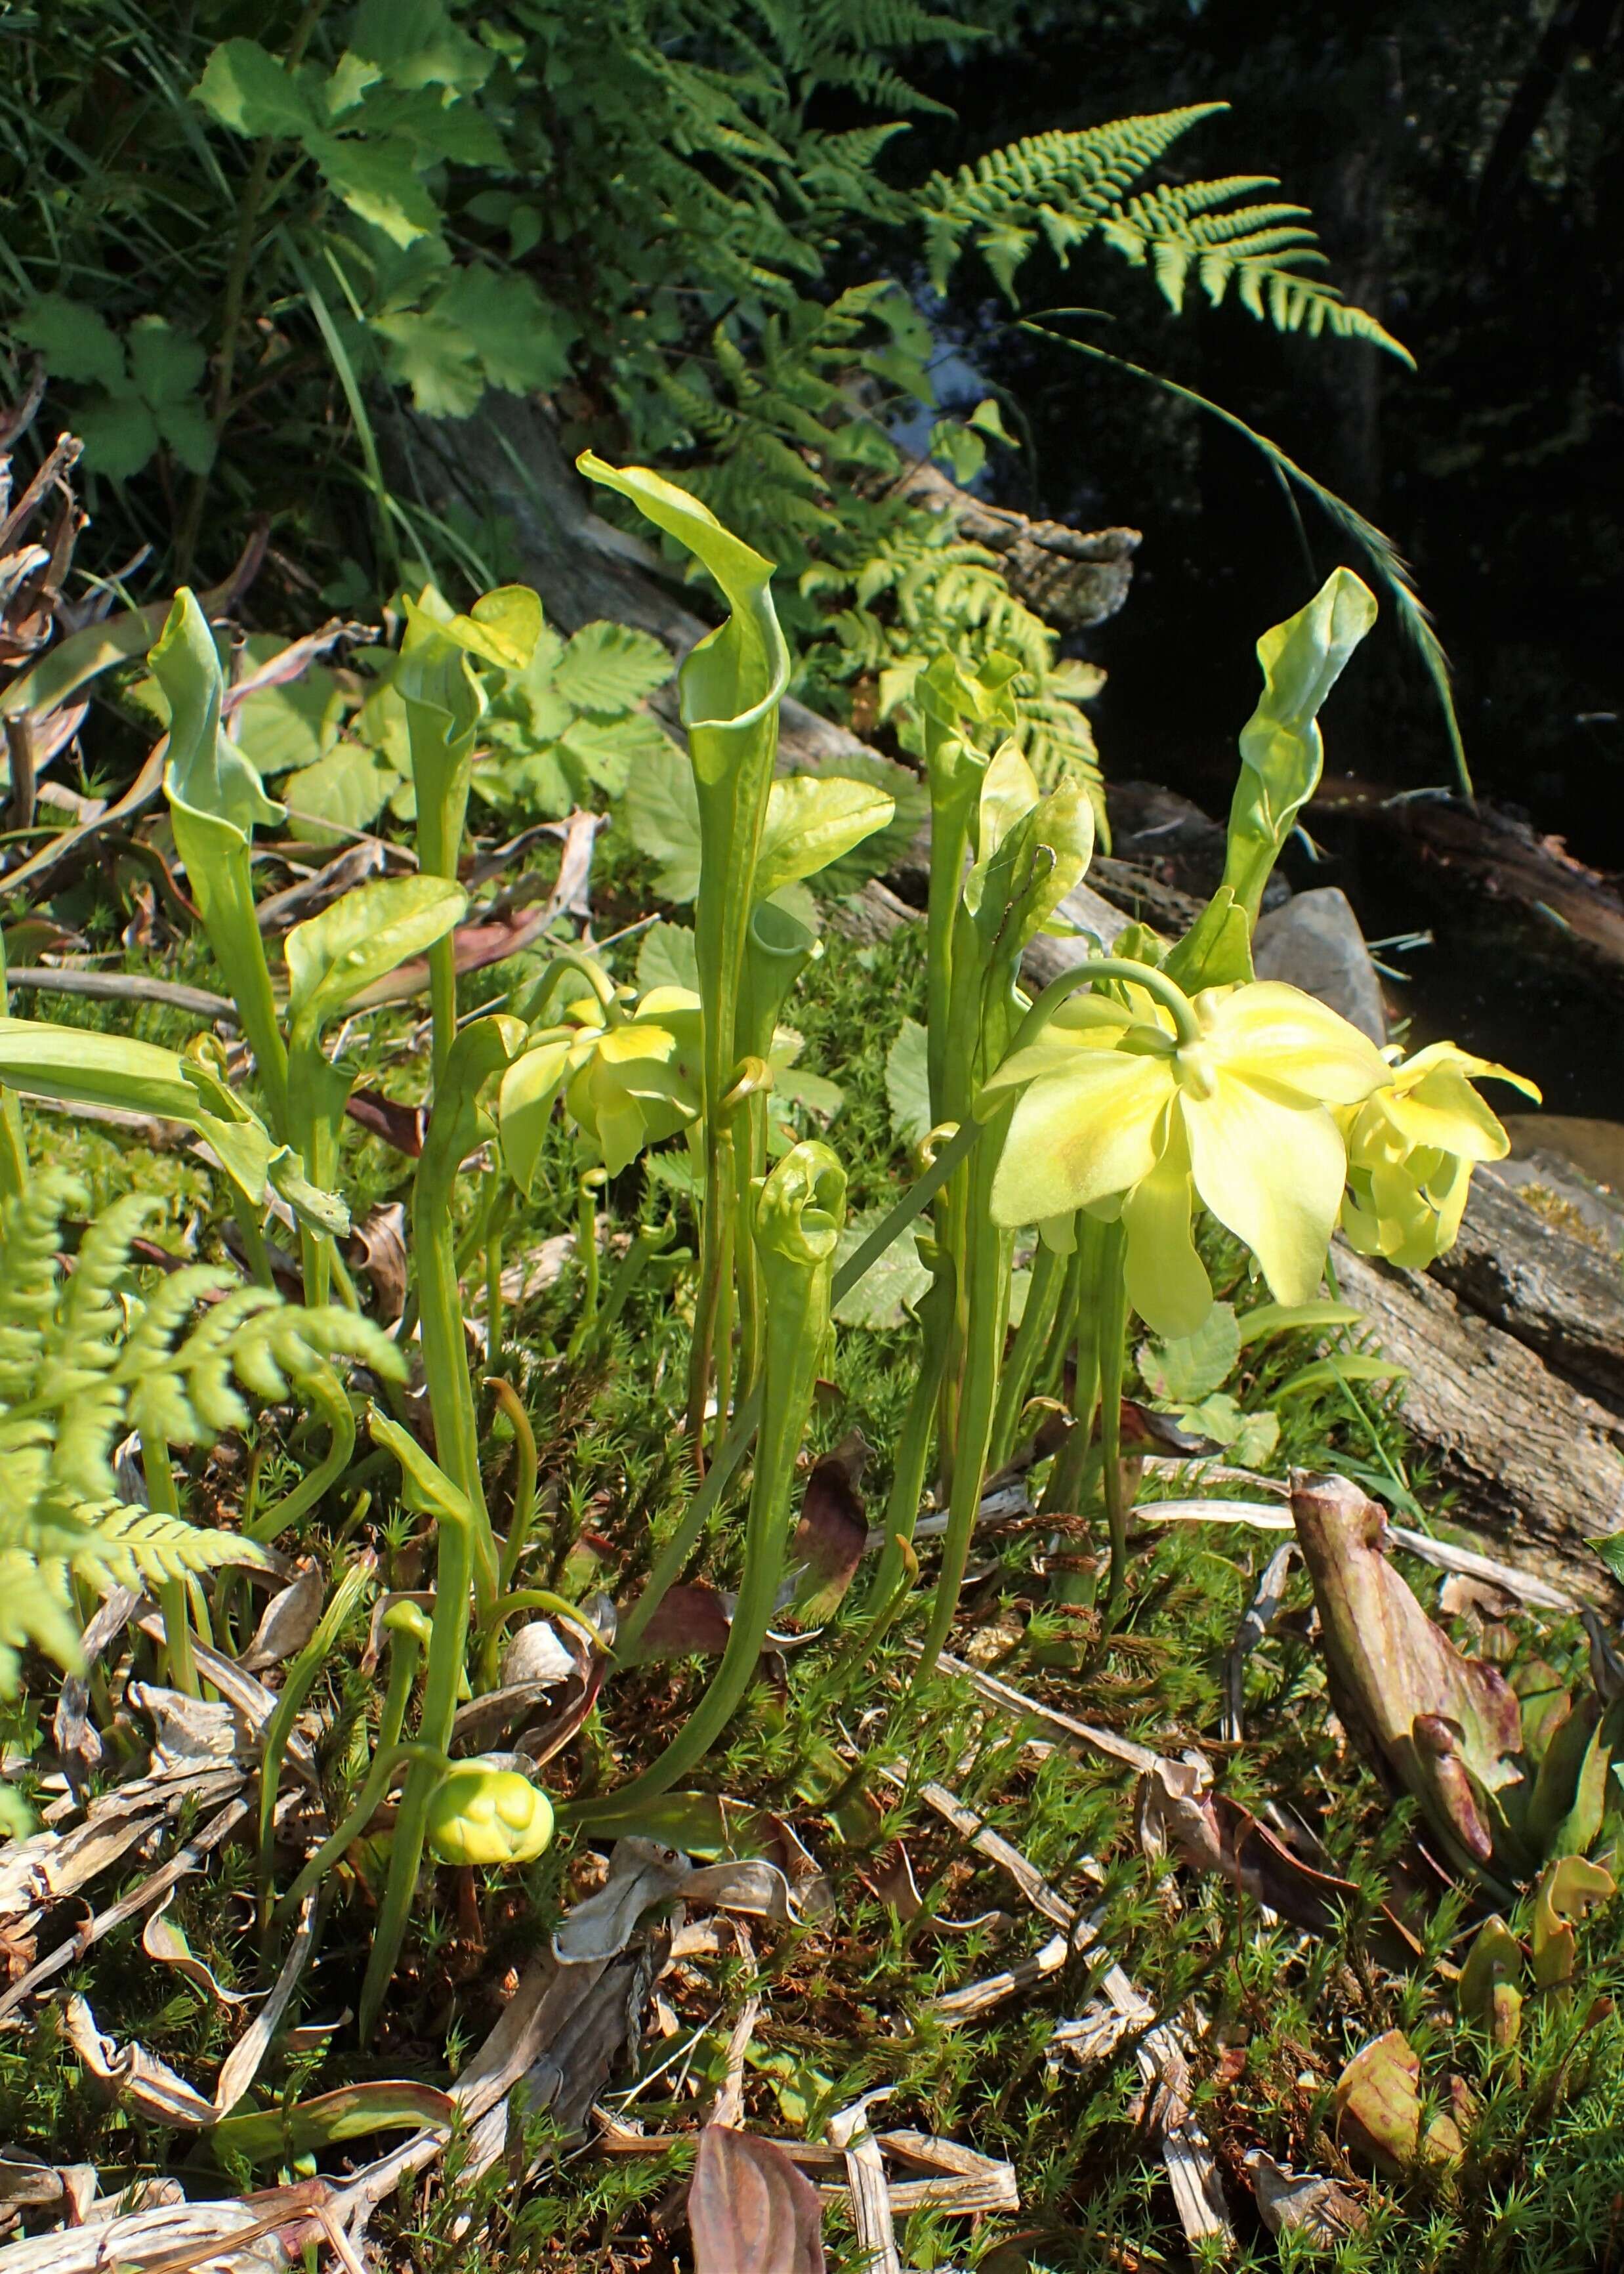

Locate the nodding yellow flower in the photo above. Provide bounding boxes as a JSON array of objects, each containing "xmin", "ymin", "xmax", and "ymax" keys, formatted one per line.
[
  {"xmin": 561, "ymin": 985, "xmax": 703, "ymax": 1176},
  {"xmin": 1339, "ymin": 1041, "xmax": 1541, "ymax": 1269},
  {"xmin": 425, "ymin": 1759, "xmax": 554, "ymax": 1867},
  {"xmin": 985, "ymin": 979, "xmax": 1390, "ymax": 1339},
  {"xmin": 499, "ymin": 984, "xmax": 703, "ymax": 1192}
]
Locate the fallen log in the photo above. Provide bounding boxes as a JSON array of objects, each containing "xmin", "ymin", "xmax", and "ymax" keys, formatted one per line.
[{"xmin": 1333, "ymin": 1232, "xmax": 1624, "ymax": 1605}]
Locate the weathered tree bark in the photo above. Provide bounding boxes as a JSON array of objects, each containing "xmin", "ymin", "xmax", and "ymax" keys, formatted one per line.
[
  {"xmin": 881, "ymin": 457, "xmax": 1140, "ymax": 632},
  {"xmin": 1330, "ymin": 1154, "xmax": 1624, "ymax": 1602}
]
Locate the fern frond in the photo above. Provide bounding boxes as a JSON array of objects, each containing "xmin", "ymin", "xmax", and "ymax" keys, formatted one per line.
[
  {"xmin": 0, "ymin": 1550, "xmax": 81, "ymax": 1695},
  {"xmin": 919, "ymin": 104, "xmax": 1226, "ymax": 292},
  {"xmin": 1099, "ymin": 179, "xmax": 1414, "ymax": 362},
  {"xmin": 72, "ymin": 1502, "xmax": 276, "ymax": 1591}
]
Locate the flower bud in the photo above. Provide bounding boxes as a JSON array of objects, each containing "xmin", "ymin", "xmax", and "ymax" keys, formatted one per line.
[{"xmin": 425, "ymin": 1759, "xmax": 554, "ymax": 1866}]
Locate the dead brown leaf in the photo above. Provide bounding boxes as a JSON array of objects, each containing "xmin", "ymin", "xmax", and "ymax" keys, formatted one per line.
[{"xmin": 688, "ymin": 2127, "xmax": 825, "ymax": 2274}]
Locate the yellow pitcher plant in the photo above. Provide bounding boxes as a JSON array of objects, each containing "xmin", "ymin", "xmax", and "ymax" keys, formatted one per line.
[{"xmin": 1340, "ymin": 1040, "xmax": 1541, "ymax": 1268}]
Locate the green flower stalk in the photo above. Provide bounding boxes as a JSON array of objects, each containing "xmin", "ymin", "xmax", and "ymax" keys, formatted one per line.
[{"xmin": 566, "ymin": 1141, "xmax": 845, "ymax": 1834}]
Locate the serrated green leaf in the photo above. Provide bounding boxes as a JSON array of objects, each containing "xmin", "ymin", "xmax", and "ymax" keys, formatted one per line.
[
  {"xmin": 74, "ymin": 394, "xmax": 159, "ymax": 482},
  {"xmin": 314, "ymin": 133, "xmax": 441, "ymax": 249},
  {"xmin": 194, "ymin": 38, "xmax": 320, "ymax": 139},
  {"xmin": 281, "ymin": 741, "xmax": 402, "ymax": 847},
  {"xmin": 375, "ymin": 307, "xmax": 482, "ymax": 413},
  {"xmin": 127, "ymin": 316, "xmax": 206, "ymax": 404},
  {"xmin": 152, "ymin": 394, "xmax": 217, "ymax": 475},
  {"xmin": 553, "ymin": 621, "xmax": 673, "ymax": 714},
  {"xmin": 1140, "ymin": 1303, "xmax": 1240, "ymax": 1404},
  {"xmin": 232, "ymin": 667, "xmax": 346, "ymax": 778},
  {"xmin": 431, "ymin": 265, "xmax": 578, "ymax": 394},
  {"xmin": 14, "ymin": 294, "xmax": 125, "ymax": 389},
  {"xmin": 621, "ymin": 732, "xmax": 700, "ymax": 901},
  {"xmin": 929, "ymin": 417, "xmax": 987, "ymax": 484},
  {"xmin": 833, "ymin": 1210, "xmax": 931, "ymax": 1329},
  {"xmin": 558, "ymin": 710, "xmax": 675, "ymax": 797},
  {"xmin": 350, "ymin": 0, "xmax": 491, "ymax": 91},
  {"xmin": 885, "ymin": 1016, "xmax": 931, "ymax": 1148},
  {"xmin": 636, "ymin": 921, "xmax": 700, "ymax": 995}
]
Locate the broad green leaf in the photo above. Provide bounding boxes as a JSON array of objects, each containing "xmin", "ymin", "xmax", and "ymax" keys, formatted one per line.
[
  {"xmin": 929, "ymin": 418, "xmax": 987, "ymax": 484},
  {"xmin": 432, "ymin": 264, "xmax": 578, "ymax": 394},
  {"xmin": 282, "ymin": 740, "xmax": 402, "ymax": 845},
  {"xmin": 753, "ymin": 776, "xmax": 894, "ymax": 904},
  {"xmin": 151, "ymin": 392, "xmax": 217, "ymax": 476},
  {"xmin": 194, "ymin": 39, "xmax": 320, "ymax": 139},
  {"xmin": 833, "ymin": 1212, "xmax": 931, "ymax": 1330},
  {"xmin": 622, "ymin": 732, "xmax": 701, "ymax": 901},
  {"xmin": 1220, "ymin": 567, "xmax": 1378, "ymax": 926},
  {"xmin": 14, "ymin": 294, "xmax": 124, "ymax": 389},
  {"xmin": 286, "ymin": 876, "xmax": 467, "ymax": 1027},
  {"xmin": 554, "ymin": 621, "xmax": 674, "ymax": 714},
  {"xmin": 558, "ymin": 710, "xmax": 673, "ymax": 797},
  {"xmin": 1139, "ymin": 1302, "xmax": 1240, "ymax": 1404},
  {"xmin": 636, "ymin": 921, "xmax": 701, "ymax": 994},
  {"xmin": 350, "ymin": 0, "xmax": 491, "ymax": 90},
  {"xmin": 0, "ymin": 1019, "xmax": 226, "ymax": 1127},
  {"xmin": 968, "ymin": 397, "xmax": 1018, "ymax": 445},
  {"xmin": 797, "ymin": 751, "xmax": 928, "ymax": 893},
  {"xmin": 885, "ymin": 1017, "xmax": 932, "ymax": 1148},
  {"xmin": 774, "ymin": 1064, "xmax": 843, "ymax": 1120}
]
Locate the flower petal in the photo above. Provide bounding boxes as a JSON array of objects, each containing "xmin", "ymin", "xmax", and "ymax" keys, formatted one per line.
[
  {"xmin": 1202, "ymin": 980, "xmax": 1389, "ymax": 1105},
  {"xmin": 990, "ymin": 1051, "xmax": 1170, "ymax": 1224},
  {"xmin": 1122, "ymin": 1113, "xmax": 1212, "ymax": 1338},
  {"xmin": 1184, "ymin": 1072, "xmax": 1347, "ymax": 1305},
  {"xmin": 1383, "ymin": 1066, "xmax": 1514, "ymax": 1163}
]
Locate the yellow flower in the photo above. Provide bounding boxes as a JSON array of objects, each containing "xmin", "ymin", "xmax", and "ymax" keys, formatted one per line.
[
  {"xmin": 425, "ymin": 1759, "xmax": 554, "ymax": 1866},
  {"xmin": 499, "ymin": 984, "xmax": 703, "ymax": 1190},
  {"xmin": 985, "ymin": 979, "xmax": 1390, "ymax": 1338},
  {"xmin": 1340, "ymin": 1041, "xmax": 1540, "ymax": 1268}
]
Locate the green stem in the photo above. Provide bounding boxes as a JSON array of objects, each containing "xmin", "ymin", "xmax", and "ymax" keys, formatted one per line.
[
  {"xmin": 1097, "ymin": 1225, "xmax": 1131, "ymax": 1620},
  {"xmin": 257, "ymin": 1554, "xmax": 373, "ymax": 1897},
  {"xmin": 143, "ymin": 1434, "xmax": 198, "ymax": 1699},
  {"xmin": 477, "ymin": 1589, "xmax": 604, "ymax": 1693},
  {"xmin": 489, "ymin": 1379, "xmax": 539, "ymax": 1596},
  {"xmin": 356, "ymin": 1496, "xmax": 472, "ymax": 2038},
  {"xmin": 569, "ymin": 1171, "xmax": 604, "ymax": 1349},
  {"xmin": 986, "ymin": 1235, "xmax": 1066, "ymax": 1475},
  {"xmin": 862, "ymin": 1257, "xmax": 955, "ymax": 1618},
  {"xmin": 280, "ymin": 1738, "xmax": 445, "ymax": 1929},
  {"xmin": 617, "ymin": 1122, "xmax": 982, "ymax": 1654},
  {"xmin": 913, "ymin": 1107, "xmax": 1014, "ymax": 1683},
  {"xmin": 1013, "ymin": 957, "xmax": 1202, "ymax": 1053},
  {"xmin": 244, "ymin": 1360, "xmax": 354, "ymax": 1542}
]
